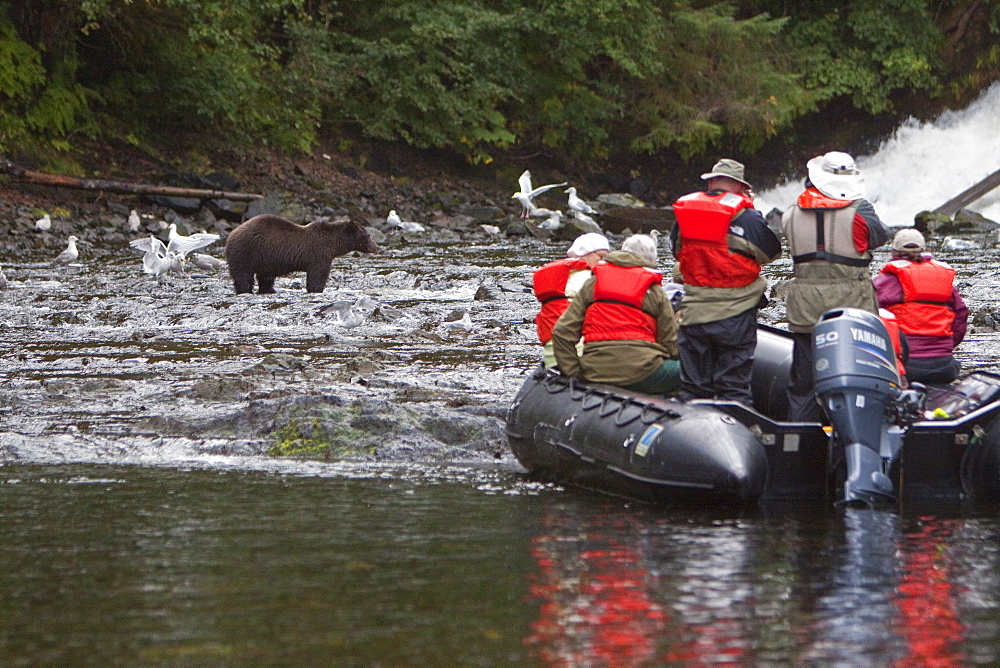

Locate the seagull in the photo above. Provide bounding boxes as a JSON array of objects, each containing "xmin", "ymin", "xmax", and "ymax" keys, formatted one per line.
[
  {"xmin": 0, "ymin": 265, "xmax": 7, "ymax": 290},
  {"xmin": 166, "ymin": 223, "xmax": 220, "ymax": 258},
  {"xmin": 386, "ymin": 209, "xmax": 426, "ymax": 232},
  {"xmin": 189, "ymin": 253, "xmax": 226, "ymax": 271},
  {"xmin": 538, "ymin": 212, "xmax": 564, "ymax": 230},
  {"xmin": 526, "ymin": 203, "xmax": 562, "ymax": 218},
  {"xmin": 133, "ymin": 236, "xmax": 175, "ymax": 281},
  {"xmin": 35, "ymin": 214, "xmax": 51, "ymax": 231},
  {"xmin": 127, "ymin": 209, "xmax": 141, "ymax": 233},
  {"xmin": 319, "ymin": 296, "xmax": 377, "ymax": 328},
  {"xmin": 512, "ymin": 170, "xmax": 567, "ymax": 218},
  {"xmin": 130, "ymin": 236, "xmax": 186, "ymax": 275},
  {"xmin": 479, "ymin": 224, "xmax": 501, "ymax": 236},
  {"xmin": 51, "ymin": 235, "xmax": 79, "ymax": 266},
  {"xmin": 942, "ymin": 236, "xmax": 977, "ymax": 251},
  {"xmin": 569, "ymin": 209, "xmax": 603, "ymax": 233},
  {"xmin": 440, "ymin": 310, "xmax": 473, "ymax": 334},
  {"xmin": 565, "ymin": 186, "xmax": 598, "ymax": 215}
]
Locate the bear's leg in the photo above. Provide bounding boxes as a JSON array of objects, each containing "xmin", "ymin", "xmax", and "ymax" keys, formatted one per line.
[
  {"xmin": 232, "ymin": 270, "xmax": 255, "ymax": 294},
  {"xmin": 305, "ymin": 265, "xmax": 331, "ymax": 293},
  {"xmin": 257, "ymin": 274, "xmax": 277, "ymax": 294}
]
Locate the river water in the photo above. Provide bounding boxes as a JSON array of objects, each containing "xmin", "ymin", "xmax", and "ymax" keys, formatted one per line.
[{"xmin": 4, "ymin": 87, "xmax": 1000, "ymax": 664}]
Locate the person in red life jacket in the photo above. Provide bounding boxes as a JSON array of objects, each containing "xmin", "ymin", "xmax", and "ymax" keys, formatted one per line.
[
  {"xmin": 551, "ymin": 234, "xmax": 681, "ymax": 395},
  {"xmin": 874, "ymin": 228, "xmax": 968, "ymax": 384},
  {"xmin": 669, "ymin": 158, "xmax": 781, "ymax": 406},
  {"xmin": 782, "ymin": 151, "xmax": 891, "ymax": 421},
  {"xmin": 533, "ymin": 233, "xmax": 610, "ymax": 368}
]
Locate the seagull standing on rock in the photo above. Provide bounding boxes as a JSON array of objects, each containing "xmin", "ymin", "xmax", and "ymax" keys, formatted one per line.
[
  {"xmin": 386, "ymin": 210, "xmax": 426, "ymax": 232},
  {"xmin": 440, "ymin": 310, "xmax": 473, "ymax": 334},
  {"xmin": 320, "ymin": 296, "xmax": 377, "ymax": 329},
  {"xmin": 127, "ymin": 210, "xmax": 141, "ymax": 233},
  {"xmin": 190, "ymin": 253, "xmax": 226, "ymax": 271},
  {"xmin": 51, "ymin": 235, "xmax": 79, "ymax": 266},
  {"xmin": 0, "ymin": 265, "xmax": 7, "ymax": 290},
  {"xmin": 538, "ymin": 211, "xmax": 564, "ymax": 230},
  {"xmin": 565, "ymin": 186, "xmax": 598, "ymax": 215},
  {"xmin": 512, "ymin": 170, "xmax": 567, "ymax": 218},
  {"xmin": 35, "ymin": 214, "xmax": 51, "ymax": 231}
]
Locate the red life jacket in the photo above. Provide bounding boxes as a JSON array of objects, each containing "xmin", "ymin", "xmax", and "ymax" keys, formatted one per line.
[
  {"xmin": 582, "ymin": 263, "xmax": 662, "ymax": 342},
  {"xmin": 672, "ymin": 191, "xmax": 761, "ymax": 288},
  {"xmin": 879, "ymin": 311, "xmax": 908, "ymax": 380},
  {"xmin": 880, "ymin": 259, "xmax": 955, "ymax": 337},
  {"xmin": 533, "ymin": 257, "xmax": 590, "ymax": 343}
]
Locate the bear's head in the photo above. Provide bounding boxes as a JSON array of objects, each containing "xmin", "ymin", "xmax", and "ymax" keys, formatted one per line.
[{"xmin": 313, "ymin": 220, "xmax": 379, "ymax": 254}]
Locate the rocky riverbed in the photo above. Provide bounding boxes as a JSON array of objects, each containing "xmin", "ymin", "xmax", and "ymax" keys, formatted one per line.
[{"xmin": 3, "ymin": 149, "xmax": 1000, "ymax": 471}]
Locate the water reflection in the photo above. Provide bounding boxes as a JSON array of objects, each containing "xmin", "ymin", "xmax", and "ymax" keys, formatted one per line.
[
  {"xmin": 523, "ymin": 503, "xmax": 1000, "ymax": 665},
  {"xmin": 3, "ymin": 465, "xmax": 1000, "ymax": 664}
]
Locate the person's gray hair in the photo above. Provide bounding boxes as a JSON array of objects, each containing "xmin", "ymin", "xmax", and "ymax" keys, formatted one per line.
[{"xmin": 621, "ymin": 234, "xmax": 657, "ymax": 265}]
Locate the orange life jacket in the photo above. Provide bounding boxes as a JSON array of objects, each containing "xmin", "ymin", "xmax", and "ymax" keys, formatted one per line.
[
  {"xmin": 879, "ymin": 310, "xmax": 908, "ymax": 380},
  {"xmin": 880, "ymin": 259, "xmax": 955, "ymax": 337},
  {"xmin": 582, "ymin": 263, "xmax": 662, "ymax": 343},
  {"xmin": 672, "ymin": 191, "xmax": 761, "ymax": 288},
  {"xmin": 533, "ymin": 257, "xmax": 591, "ymax": 343}
]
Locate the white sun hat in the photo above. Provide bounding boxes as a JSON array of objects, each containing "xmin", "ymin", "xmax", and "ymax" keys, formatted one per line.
[
  {"xmin": 566, "ymin": 232, "xmax": 610, "ymax": 258},
  {"xmin": 807, "ymin": 151, "xmax": 865, "ymax": 201}
]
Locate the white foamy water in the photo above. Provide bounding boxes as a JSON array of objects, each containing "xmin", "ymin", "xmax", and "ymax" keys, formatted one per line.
[{"xmin": 756, "ymin": 81, "xmax": 1000, "ymax": 227}]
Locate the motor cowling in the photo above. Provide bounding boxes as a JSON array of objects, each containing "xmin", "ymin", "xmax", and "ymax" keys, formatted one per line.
[{"xmin": 813, "ymin": 308, "xmax": 903, "ymax": 505}]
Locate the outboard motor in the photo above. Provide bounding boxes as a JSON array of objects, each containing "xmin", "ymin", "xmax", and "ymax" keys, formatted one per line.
[{"xmin": 813, "ymin": 309, "xmax": 904, "ymax": 506}]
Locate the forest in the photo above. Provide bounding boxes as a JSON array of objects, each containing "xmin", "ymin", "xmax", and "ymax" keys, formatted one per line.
[{"xmin": 1, "ymin": 0, "xmax": 999, "ymax": 173}]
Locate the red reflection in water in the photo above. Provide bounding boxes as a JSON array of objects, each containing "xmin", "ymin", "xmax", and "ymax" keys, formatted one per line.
[
  {"xmin": 525, "ymin": 516, "xmax": 667, "ymax": 666},
  {"xmin": 893, "ymin": 519, "xmax": 966, "ymax": 667}
]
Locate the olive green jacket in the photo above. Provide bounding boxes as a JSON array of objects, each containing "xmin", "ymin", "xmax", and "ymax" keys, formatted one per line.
[{"xmin": 552, "ymin": 251, "xmax": 678, "ymax": 386}]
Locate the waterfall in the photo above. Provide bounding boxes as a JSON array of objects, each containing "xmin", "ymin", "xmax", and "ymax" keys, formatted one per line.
[{"xmin": 756, "ymin": 81, "xmax": 1000, "ymax": 228}]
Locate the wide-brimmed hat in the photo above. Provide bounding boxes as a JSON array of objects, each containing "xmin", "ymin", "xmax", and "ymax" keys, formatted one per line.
[
  {"xmin": 891, "ymin": 228, "xmax": 926, "ymax": 252},
  {"xmin": 807, "ymin": 151, "xmax": 864, "ymax": 200},
  {"xmin": 700, "ymin": 158, "xmax": 751, "ymax": 188},
  {"xmin": 566, "ymin": 232, "xmax": 609, "ymax": 258}
]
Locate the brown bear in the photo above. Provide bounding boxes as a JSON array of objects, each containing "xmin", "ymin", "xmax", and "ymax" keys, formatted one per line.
[{"xmin": 225, "ymin": 215, "xmax": 379, "ymax": 294}]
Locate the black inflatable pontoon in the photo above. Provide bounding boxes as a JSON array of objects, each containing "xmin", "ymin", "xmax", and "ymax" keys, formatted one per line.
[{"xmin": 505, "ymin": 309, "xmax": 1000, "ymax": 506}]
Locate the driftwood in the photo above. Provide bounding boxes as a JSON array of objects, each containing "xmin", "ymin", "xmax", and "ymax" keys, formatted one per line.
[
  {"xmin": 933, "ymin": 167, "xmax": 1000, "ymax": 217},
  {"xmin": 0, "ymin": 157, "xmax": 264, "ymax": 202}
]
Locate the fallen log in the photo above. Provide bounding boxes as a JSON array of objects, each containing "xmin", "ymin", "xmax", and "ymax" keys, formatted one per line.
[
  {"xmin": 0, "ymin": 157, "xmax": 264, "ymax": 202},
  {"xmin": 933, "ymin": 167, "xmax": 1000, "ymax": 217}
]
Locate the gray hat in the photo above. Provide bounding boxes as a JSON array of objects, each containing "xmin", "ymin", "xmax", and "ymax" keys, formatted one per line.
[
  {"xmin": 891, "ymin": 228, "xmax": 926, "ymax": 252},
  {"xmin": 701, "ymin": 159, "xmax": 751, "ymax": 188}
]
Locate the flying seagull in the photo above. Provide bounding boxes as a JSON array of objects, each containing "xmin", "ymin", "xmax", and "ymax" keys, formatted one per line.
[{"xmin": 512, "ymin": 170, "xmax": 567, "ymax": 218}]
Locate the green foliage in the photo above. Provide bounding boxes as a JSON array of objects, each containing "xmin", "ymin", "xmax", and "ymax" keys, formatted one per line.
[
  {"xmin": 631, "ymin": 4, "xmax": 812, "ymax": 158},
  {"xmin": 747, "ymin": 0, "xmax": 943, "ymax": 113},
  {"xmin": 0, "ymin": 0, "xmax": 995, "ymax": 164},
  {"xmin": 0, "ymin": 10, "xmax": 93, "ymax": 152}
]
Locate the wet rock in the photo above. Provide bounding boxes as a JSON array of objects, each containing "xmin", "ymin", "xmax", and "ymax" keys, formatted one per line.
[
  {"xmin": 186, "ymin": 377, "xmax": 258, "ymax": 401},
  {"xmin": 597, "ymin": 193, "xmax": 644, "ymax": 208},
  {"xmin": 953, "ymin": 208, "xmax": 999, "ymax": 231},
  {"xmin": 253, "ymin": 353, "xmax": 307, "ymax": 374},
  {"xmin": 914, "ymin": 210, "xmax": 951, "ymax": 234},
  {"xmin": 474, "ymin": 283, "xmax": 498, "ymax": 300}
]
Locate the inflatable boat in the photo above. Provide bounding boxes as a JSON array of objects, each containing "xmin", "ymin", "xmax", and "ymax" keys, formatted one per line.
[{"xmin": 505, "ymin": 309, "xmax": 1000, "ymax": 507}]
